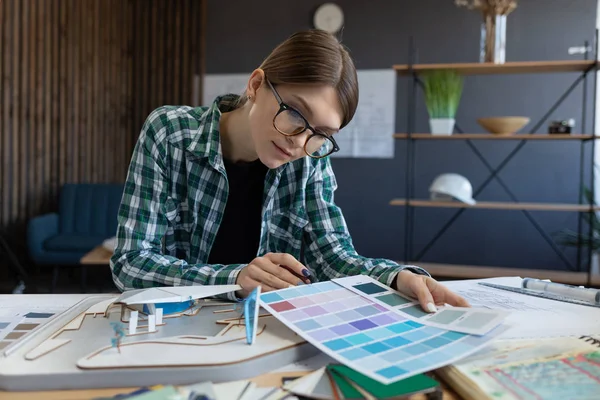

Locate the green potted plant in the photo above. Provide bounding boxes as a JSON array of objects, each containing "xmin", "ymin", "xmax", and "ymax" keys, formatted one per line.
[
  {"xmin": 554, "ymin": 186, "xmax": 600, "ymax": 276},
  {"xmin": 422, "ymin": 70, "xmax": 464, "ymax": 135}
]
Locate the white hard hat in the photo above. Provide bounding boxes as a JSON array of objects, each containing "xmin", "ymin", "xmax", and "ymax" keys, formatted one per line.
[{"xmin": 429, "ymin": 173, "xmax": 476, "ymax": 205}]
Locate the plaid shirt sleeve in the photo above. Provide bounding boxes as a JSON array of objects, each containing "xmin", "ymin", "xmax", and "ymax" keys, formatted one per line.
[
  {"xmin": 110, "ymin": 108, "xmax": 244, "ymax": 300},
  {"xmin": 303, "ymin": 157, "xmax": 430, "ymax": 288}
]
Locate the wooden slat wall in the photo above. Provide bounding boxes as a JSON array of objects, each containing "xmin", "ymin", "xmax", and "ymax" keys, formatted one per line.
[{"xmin": 0, "ymin": 0, "xmax": 204, "ymax": 231}]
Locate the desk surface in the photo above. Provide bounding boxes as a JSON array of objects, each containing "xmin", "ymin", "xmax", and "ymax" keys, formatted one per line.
[
  {"xmin": 0, "ymin": 294, "xmax": 460, "ymax": 399},
  {"xmin": 80, "ymin": 245, "xmax": 112, "ymax": 265},
  {"xmin": 2, "ymin": 371, "xmax": 459, "ymax": 399}
]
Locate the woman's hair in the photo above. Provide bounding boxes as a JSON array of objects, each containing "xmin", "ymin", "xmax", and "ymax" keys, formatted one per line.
[{"xmin": 245, "ymin": 29, "xmax": 359, "ymax": 129}]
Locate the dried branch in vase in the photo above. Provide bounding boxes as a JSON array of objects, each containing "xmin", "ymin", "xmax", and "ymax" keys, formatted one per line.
[
  {"xmin": 456, "ymin": 0, "xmax": 516, "ymax": 63},
  {"xmin": 455, "ymin": 0, "xmax": 483, "ymax": 10},
  {"xmin": 455, "ymin": 0, "xmax": 517, "ymax": 15}
]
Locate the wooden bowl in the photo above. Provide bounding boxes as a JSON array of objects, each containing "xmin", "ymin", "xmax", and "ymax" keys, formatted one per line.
[{"xmin": 477, "ymin": 117, "xmax": 530, "ymax": 135}]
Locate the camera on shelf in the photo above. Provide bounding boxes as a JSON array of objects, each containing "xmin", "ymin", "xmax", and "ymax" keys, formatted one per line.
[{"xmin": 548, "ymin": 119, "xmax": 575, "ymax": 134}]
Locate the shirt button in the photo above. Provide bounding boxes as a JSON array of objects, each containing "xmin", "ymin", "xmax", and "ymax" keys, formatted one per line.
[{"xmin": 176, "ymin": 216, "xmax": 181, "ymax": 222}]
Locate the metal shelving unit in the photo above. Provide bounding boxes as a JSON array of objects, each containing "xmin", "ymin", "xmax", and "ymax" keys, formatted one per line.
[{"xmin": 391, "ymin": 34, "xmax": 599, "ymax": 286}]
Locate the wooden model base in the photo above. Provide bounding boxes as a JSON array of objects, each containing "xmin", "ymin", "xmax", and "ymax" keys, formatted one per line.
[{"xmin": 0, "ymin": 295, "xmax": 316, "ymax": 391}]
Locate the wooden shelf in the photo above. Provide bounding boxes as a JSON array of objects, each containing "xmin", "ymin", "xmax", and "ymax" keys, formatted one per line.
[
  {"xmin": 393, "ymin": 133, "xmax": 594, "ymax": 140},
  {"xmin": 394, "ymin": 60, "xmax": 598, "ymax": 76},
  {"xmin": 390, "ymin": 199, "xmax": 600, "ymax": 212},
  {"xmin": 407, "ymin": 262, "xmax": 590, "ymax": 285}
]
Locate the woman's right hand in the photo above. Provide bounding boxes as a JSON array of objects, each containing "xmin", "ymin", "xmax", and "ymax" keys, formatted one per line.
[{"xmin": 235, "ymin": 252, "xmax": 311, "ymax": 298}]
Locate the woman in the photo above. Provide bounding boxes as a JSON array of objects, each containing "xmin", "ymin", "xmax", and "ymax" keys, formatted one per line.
[{"xmin": 110, "ymin": 29, "xmax": 468, "ymax": 313}]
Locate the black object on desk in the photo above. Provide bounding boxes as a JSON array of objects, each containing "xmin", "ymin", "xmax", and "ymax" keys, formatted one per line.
[{"xmin": 0, "ymin": 231, "xmax": 28, "ymax": 294}]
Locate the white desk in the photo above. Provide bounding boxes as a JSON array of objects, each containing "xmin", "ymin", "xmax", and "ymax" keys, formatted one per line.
[{"xmin": 0, "ymin": 293, "xmax": 459, "ymax": 399}]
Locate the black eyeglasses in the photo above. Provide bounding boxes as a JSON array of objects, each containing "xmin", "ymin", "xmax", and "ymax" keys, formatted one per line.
[{"xmin": 265, "ymin": 79, "xmax": 339, "ymax": 159}]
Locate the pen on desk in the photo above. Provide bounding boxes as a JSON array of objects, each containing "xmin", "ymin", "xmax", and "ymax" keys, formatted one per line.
[
  {"xmin": 522, "ymin": 277, "xmax": 600, "ymax": 304},
  {"xmin": 279, "ymin": 264, "xmax": 318, "ymax": 284}
]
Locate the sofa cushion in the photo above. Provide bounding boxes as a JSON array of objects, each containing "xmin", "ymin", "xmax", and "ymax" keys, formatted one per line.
[
  {"xmin": 59, "ymin": 184, "xmax": 124, "ymax": 237},
  {"xmin": 44, "ymin": 235, "xmax": 106, "ymax": 252}
]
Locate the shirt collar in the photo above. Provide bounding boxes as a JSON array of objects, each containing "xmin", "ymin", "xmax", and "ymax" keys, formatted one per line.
[
  {"xmin": 186, "ymin": 93, "xmax": 290, "ymax": 175},
  {"xmin": 186, "ymin": 94, "xmax": 240, "ymax": 169}
]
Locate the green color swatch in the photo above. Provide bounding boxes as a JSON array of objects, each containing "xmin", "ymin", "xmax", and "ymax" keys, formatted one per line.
[
  {"xmin": 457, "ymin": 312, "xmax": 496, "ymax": 329},
  {"xmin": 401, "ymin": 304, "xmax": 429, "ymax": 318},
  {"xmin": 353, "ymin": 282, "xmax": 387, "ymax": 295},
  {"xmin": 428, "ymin": 309, "xmax": 466, "ymax": 324},
  {"xmin": 377, "ymin": 293, "xmax": 412, "ymax": 307},
  {"xmin": 327, "ymin": 364, "xmax": 439, "ymax": 399}
]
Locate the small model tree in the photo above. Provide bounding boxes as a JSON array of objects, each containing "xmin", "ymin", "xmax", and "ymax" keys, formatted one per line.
[{"xmin": 110, "ymin": 322, "xmax": 126, "ymax": 353}]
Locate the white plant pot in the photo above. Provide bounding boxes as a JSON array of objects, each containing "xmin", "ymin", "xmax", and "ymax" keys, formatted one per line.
[{"xmin": 429, "ymin": 118, "xmax": 455, "ymax": 135}]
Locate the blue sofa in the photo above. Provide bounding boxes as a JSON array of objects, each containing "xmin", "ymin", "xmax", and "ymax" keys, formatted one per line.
[{"xmin": 28, "ymin": 183, "xmax": 124, "ymax": 269}]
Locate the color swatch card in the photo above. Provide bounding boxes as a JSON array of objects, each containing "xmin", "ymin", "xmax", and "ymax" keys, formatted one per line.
[
  {"xmin": 335, "ymin": 276, "xmax": 510, "ymax": 336},
  {"xmin": 259, "ymin": 276, "xmax": 508, "ymax": 384},
  {"xmin": 0, "ymin": 311, "xmax": 56, "ymax": 353}
]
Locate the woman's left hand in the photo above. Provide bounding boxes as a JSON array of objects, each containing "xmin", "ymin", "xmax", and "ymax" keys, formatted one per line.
[{"xmin": 394, "ymin": 269, "xmax": 470, "ymax": 313}]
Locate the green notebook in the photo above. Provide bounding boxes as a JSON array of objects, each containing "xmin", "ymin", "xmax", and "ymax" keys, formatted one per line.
[{"xmin": 327, "ymin": 364, "xmax": 439, "ymax": 399}]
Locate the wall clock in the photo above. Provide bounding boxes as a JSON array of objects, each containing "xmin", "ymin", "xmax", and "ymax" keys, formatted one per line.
[{"xmin": 313, "ymin": 3, "xmax": 344, "ymax": 34}]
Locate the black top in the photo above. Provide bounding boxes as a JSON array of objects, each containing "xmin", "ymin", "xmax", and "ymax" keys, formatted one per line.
[{"xmin": 207, "ymin": 158, "xmax": 268, "ymax": 265}]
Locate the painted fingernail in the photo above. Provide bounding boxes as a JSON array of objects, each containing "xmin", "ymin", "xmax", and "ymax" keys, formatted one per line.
[
  {"xmin": 427, "ymin": 303, "xmax": 437, "ymax": 313},
  {"xmin": 302, "ymin": 269, "xmax": 311, "ymax": 277}
]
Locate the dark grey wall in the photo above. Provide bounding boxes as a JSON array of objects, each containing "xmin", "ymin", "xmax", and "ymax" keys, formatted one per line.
[{"xmin": 206, "ymin": 0, "xmax": 598, "ymax": 272}]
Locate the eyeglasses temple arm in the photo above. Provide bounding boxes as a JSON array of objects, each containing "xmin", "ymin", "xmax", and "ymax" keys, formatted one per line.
[{"xmin": 266, "ymin": 79, "xmax": 284, "ymax": 104}]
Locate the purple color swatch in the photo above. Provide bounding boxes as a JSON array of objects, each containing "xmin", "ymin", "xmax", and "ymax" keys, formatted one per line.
[
  {"xmin": 350, "ymin": 319, "xmax": 378, "ymax": 331},
  {"xmin": 314, "ymin": 314, "xmax": 344, "ymax": 327},
  {"xmin": 322, "ymin": 301, "xmax": 346, "ymax": 313},
  {"xmin": 283, "ymin": 309, "xmax": 310, "ymax": 322},
  {"xmin": 309, "ymin": 328, "xmax": 337, "ymax": 342},
  {"xmin": 303, "ymin": 305, "xmax": 327, "ymax": 317},
  {"xmin": 346, "ymin": 296, "xmax": 369, "ymax": 308},
  {"xmin": 371, "ymin": 313, "xmax": 396, "ymax": 326},
  {"xmin": 356, "ymin": 305, "xmax": 380, "ymax": 317},
  {"xmin": 338, "ymin": 310, "xmax": 362, "ymax": 322},
  {"xmin": 330, "ymin": 323, "xmax": 359, "ymax": 336},
  {"xmin": 388, "ymin": 313, "xmax": 405, "ymax": 322},
  {"xmin": 374, "ymin": 304, "xmax": 388, "ymax": 312}
]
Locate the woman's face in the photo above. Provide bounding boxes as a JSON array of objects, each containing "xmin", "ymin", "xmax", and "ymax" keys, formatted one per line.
[{"xmin": 246, "ymin": 70, "xmax": 343, "ymax": 169}]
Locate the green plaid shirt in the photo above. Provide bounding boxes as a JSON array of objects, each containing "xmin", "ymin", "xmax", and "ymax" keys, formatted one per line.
[{"xmin": 110, "ymin": 95, "xmax": 428, "ymax": 300}]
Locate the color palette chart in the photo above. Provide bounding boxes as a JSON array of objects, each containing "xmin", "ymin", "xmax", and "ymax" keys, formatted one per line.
[
  {"xmin": 259, "ymin": 275, "xmax": 508, "ymax": 384},
  {"xmin": 336, "ymin": 278, "xmax": 509, "ymax": 336},
  {"xmin": 0, "ymin": 310, "xmax": 57, "ymax": 353}
]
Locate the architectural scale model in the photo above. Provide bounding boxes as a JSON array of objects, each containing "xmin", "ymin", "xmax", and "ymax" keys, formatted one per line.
[{"xmin": 0, "ymin": 285, "xmax": 316, "ymax": 391}]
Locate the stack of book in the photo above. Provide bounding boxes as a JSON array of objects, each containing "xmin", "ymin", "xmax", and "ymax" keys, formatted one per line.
[{"xmin": 280, "ymin": 364, "xmax": 441, "ymax": 400}]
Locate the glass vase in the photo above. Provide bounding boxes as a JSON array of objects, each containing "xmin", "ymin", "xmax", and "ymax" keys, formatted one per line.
[{"xmin": 480, "ymin": 14, "xmax": 507, "ymax": 64}]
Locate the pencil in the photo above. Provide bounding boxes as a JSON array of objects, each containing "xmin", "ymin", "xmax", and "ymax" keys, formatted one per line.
[{"xmin": 280, "ymin": 265, "xmax": 317, "ymax": 284}]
